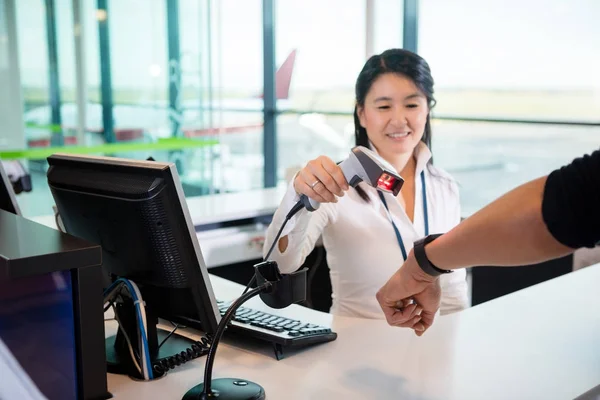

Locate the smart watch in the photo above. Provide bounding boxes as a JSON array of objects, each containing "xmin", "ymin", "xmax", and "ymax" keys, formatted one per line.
[{"xmin": 413, "ymin": 234, "xmax": 453, "ymax": 277}]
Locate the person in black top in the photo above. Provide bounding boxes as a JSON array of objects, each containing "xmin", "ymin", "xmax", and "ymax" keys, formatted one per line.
[{"xmin": 375, "ymin": 149, "xmax": 600, "ymax": 334}]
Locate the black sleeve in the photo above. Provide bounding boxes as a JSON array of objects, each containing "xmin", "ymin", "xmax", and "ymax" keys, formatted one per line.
[{"xmin": 542, "ymin": 148, "xmax": 600, "ymax": 249}]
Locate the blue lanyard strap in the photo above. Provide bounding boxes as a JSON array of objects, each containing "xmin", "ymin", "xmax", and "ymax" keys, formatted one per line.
[
  {"xmin": 378, "ymin": 170, "xmax": 429, "ymax": 261},
  {"xmin": 421, "ymin": 170, "xmax": 429, "ymax": 236}
]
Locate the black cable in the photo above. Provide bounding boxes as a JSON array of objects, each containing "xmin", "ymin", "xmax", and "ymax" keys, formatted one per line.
[
  {"xmin": 103, "ymin": 282, "xmax": 125, "ymax": 319},
  {"xmin": 157, "ymin": 324, "xmax": 179, "ymax": 350},
  {"xmin": 203, "ymin": 282, "xmax": 271, "ymax": 396},
  {"xmin": 152, "ymin": 200, "xmax": 305, "ymax": 376},
  {"xmin": 103, "ymin": 281, "xmax": 125, "ymax": 304},
  {"xmin": 152, "ymin": 334, "xmax": 213, "ymax": 376},
  {"xmin": 242, "ymin": 199, "xmax": 305, "ymax": 295},
  {"xmin": 103, "ymin": 300, "xmax": 115, "ymax": 313},
  {"xmin": 112, "ymin": 304, "xmax": 143, "ymax": 376},
  {"xmin": 171, "ymin": 320, "xmax": 186, "ymax": 329},
  {"xmin": 104, "ymin": 281, "xmax": 210, "ymax": 378}
]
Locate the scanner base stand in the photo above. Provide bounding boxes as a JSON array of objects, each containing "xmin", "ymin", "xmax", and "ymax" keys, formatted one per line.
[{"xmin": 182, "ymin": 378, "xmax": 265, "ymax": 400}]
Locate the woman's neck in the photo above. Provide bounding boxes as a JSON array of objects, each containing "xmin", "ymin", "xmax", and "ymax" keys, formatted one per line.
[{"xmin": 385, "ymin": 151, "xmax": 416, "ymax": 180}]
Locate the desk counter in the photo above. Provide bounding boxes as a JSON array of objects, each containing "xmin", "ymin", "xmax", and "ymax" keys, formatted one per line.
[
  {"xmin": 106, "ymin": 266, "xmax": 600, "ymax": 400},
  {"xmin": 186, "ymin": 186, "xmax": 287, "ymax": 227}
]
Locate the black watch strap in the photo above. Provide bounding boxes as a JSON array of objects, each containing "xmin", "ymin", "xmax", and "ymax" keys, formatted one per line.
[{"xmin": 413, "ymin": 234, "xmax": 453, "ymax": 277}]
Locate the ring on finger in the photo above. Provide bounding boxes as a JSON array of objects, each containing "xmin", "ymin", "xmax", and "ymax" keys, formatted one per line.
[{"xmin": 310, "ymin": 180, "xmax": 321, "ymax": 189}]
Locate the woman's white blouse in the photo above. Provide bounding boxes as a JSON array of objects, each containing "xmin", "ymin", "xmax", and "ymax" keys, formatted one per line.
[{"xmin": 263, "ymin": 143, "xmax": 469, "ymax": 319}]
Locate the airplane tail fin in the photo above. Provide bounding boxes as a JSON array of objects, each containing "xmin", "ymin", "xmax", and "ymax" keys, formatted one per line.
[
  {"xmin": 275, "ymin": 49, "xmax": 296, "ymax": 100},
  {"xmin": 259, "ymin": 49, "xmax": 296, "ymax": 100}
]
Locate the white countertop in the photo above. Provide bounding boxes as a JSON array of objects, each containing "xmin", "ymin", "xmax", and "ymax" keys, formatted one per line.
[
  {"xmin": 186, "ymin": 186, "xmax": 287, "ymax": 226},
  {"xmin": 106, "ymin": 266, "xmax": 600, "ymax": 400},
  {"xmin": 28, "ymin": 189, "xmax": 600, "ymax": 398}
]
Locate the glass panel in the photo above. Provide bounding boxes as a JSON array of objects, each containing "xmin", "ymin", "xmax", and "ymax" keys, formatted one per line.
[
  {"xmin": 16, "ymin": 0, "xmax": 51, "ymax": 147},
  {"xmin": 373, "ymin": 0, "xmax": 403, "ymax": 54},
  {"xmin": 277, "ymin": 113, "xmax": 354, "ymax": 184},
  {"xmin": 55, "ymin": 0, "xmax": 78, "ymax": 144},
  {"xmin": 108, "ymin": 0, "xmax": 169, "ymax": 138},
  {"xmin": 276, "ymin": 0, "xmax": 365, "ymax": 112},
  {"xmin": 9, "ymin": 0, "xmax": 265, "ymax": 216},
  {"xmin": 213, "ymin": 0, "xmax": 262, "ymax": 102},
  {"xmin": 190, "ymin": 111, "xmax": 264, "ymax": 193},
  {"xmin": 178, "ymin": 0, "xmax": 263, "ymax": 194},
  {"xmin": 420, "ymin": 0, "xmax": 600, "ymax": 122},
  {"xmin": 83, "ymin": 0, "xmax": 101, "ymax": 108},
  {"xmin": 0, "ymin": 0, "xmax": 26, "ymax": 151},
  {"xmin": 432, "ymin": 120, "xmax": 600, "ymax": 215}
]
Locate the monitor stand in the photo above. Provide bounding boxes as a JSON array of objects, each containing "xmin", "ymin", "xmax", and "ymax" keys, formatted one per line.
[{"xmin": 106, "ymin": 300, "xmax": 209, "ymax": 379}]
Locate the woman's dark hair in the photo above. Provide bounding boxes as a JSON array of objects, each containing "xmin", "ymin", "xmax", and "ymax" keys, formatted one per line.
[{"xmin": 353, "ymin": 48, "xmax": 436, "ymax": 202}]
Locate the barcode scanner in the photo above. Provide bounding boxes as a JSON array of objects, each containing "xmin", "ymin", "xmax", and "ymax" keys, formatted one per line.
[{"xmin": 300, "ymin": 146, "xmax": 404, "ymax": 212}]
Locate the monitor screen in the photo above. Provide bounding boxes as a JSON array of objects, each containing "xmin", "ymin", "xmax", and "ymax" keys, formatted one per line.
[{"xmin": 0, "ymin": 270, "xmax": 79, "ymax": 399}]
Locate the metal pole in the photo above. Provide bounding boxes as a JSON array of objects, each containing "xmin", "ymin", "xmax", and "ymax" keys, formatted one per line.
[
  {"xmin": 72, "ymin": 0, "xmax": 87, "ymax": 146},
  {"xmin": 44, "ymin": 0, "xmax": 63, "ymax": 146},
  {"xmin": 97, "ymin": 0, "xmax": 115, "ymax": 142},
  {"xmin": 166, "ymin": 0, "xmax": 182, "ymax": 138},
  {"xmin": 365, "ymin": 0, "xmax": 374, "ymax": 58},
  {"xmin": 262, "ymin": 0, "xmax": 276, "ymax": 188},
  {"xmin": 403, "ymin": 0, "xmax": 418, "ymax": 53},
  {"xmin": 2, "ymin": 0, "xmax": 26, "ymax": 150}
]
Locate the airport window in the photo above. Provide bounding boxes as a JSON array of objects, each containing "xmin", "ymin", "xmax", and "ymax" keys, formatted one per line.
[
  {"xmin": 275, "ymin": 0, "xmax": 367, "ymax": 181},
  {"xmin": 184, "ymin": 0, "xmax": 265, "ymax": 193},
  {"xmin": 372, "ymin": 0, "xmax": 404, "ymax": 55},
  {"xmin": 4, "ymin": 0, "xmax": 599, "ymax": 218},
  {"xmin": 108, "ymin": 0, "xmax": 169, "ymax": 134},
  {"xmin": 431, "ymin": 121, "xmax": 600, "ymax": 215},
  {"xmin": 420, "ymin": 0, "xmax": 600, "ymax": 214},
  {"xmin": 420, "ymin": 0, "xmax": 600, "ymax": 122},
  {"xmin": 275, "ymin": 0, "xmax": 366, "ymax": 114},
  {"xmin": 15, "ymin": 0, "xmax": 51, "ymax": 146}
]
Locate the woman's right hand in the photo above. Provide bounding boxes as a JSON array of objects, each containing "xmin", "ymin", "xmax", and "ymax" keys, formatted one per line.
[{"xmin": 293, "ymin": 155, "xmax": 350, "ymax": 203}]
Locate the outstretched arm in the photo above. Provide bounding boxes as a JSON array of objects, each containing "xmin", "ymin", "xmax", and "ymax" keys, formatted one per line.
[
  {"xmin": 377, "ymin": 149, "xmax": 600, "ymax": 334},
  {"xmin": 425, "ymin": 176, "xmax": 571, "ymax": 270}
]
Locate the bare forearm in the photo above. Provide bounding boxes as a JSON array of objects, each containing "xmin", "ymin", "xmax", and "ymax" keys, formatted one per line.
[{"xmin": 427, "ymin": 177, "xmax": 574, "ymax": 270}]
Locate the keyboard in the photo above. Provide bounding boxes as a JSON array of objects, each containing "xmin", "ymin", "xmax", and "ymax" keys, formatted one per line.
[{"xmin": 216, "ymin": 300, "xmax": 337, "ymax": 359}]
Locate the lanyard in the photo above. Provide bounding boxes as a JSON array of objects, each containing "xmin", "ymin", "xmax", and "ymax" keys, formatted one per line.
[{"xmin": 378, "ymin": 170, "xmax": 429, "ymax": 261}]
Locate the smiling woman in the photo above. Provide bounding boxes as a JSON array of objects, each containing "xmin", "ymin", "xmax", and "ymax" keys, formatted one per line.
[
  {"xmin": 352, "ymin": 49, "xmax": 437, "ymax": 216},
  {"xmin": 264, "ymin": 49, "xmax": 469, "ymax": 321}
]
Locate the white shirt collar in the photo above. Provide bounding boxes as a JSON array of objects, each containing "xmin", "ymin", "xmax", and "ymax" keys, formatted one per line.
[{"xmin": 367, "ymin": 140, "xmax": 432, "ymax": 176}]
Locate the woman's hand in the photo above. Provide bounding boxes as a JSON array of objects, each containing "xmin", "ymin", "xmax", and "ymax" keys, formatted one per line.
[{"xmin": 293, "ymin": 155, "xmax": 350, "ymax": 203}]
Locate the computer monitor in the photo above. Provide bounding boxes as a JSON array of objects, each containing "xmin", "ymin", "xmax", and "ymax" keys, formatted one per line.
[
  {"xmin": 46, "ymin": 153, "xmax": 221, "ymax": 377},
  {"xmin": 0, "ymin": 161, "xmax": 21, "ymax": 215},
  {"xmin": 0, "ymin": 208, "xmax": 109, "ymax": 400}
]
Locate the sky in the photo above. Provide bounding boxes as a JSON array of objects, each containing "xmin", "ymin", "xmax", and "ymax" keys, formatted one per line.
[{"xmin": 11, "ymin": 0, "xmax": 600, "ymax": 92}]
